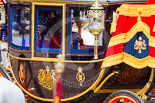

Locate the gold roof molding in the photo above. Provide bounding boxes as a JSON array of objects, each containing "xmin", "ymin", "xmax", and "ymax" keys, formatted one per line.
[
  {"xmin": 8, "ymin": 0, "xmax": 102, "ymax": 5},
  {"xmin": 8, "ymin": 0, "xmax": 146, "ymax": 5},
  {"xmin": 119, "ymin": 4, "xmax": 155, "ymax": 17}
]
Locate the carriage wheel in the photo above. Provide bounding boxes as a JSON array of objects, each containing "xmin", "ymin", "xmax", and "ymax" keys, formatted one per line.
[{"xmin": 103, "ymin": 90, "xmax": 143, "ymax": 103}]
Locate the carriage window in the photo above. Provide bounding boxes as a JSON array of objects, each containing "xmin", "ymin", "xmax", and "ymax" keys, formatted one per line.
[
  {"xmin": 11, "ymin": 5, "xmax": 30, "ymax": 49},
  {"xmin": 69, "ymin": 8, "xmax": 104, "ymax": 53},
  {"xmin": 35, "ymin": 6, "xmax": 62, "ymax": 52}
]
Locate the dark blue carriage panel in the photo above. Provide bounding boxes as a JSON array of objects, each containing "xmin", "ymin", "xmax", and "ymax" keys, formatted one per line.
[{"xmin": 124, "ymin": 32, "xmax": 149, "ymax": 59}]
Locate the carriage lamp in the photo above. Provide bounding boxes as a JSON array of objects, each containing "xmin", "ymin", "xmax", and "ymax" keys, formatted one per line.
[{"xmin": 88, "ymin": 0, "xmax": 105, "ymax": 59}]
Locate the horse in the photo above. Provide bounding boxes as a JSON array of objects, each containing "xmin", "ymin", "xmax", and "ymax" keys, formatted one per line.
[{"xmin": 0, "ymin": 77, "xmax": 25, "ymax": 103}]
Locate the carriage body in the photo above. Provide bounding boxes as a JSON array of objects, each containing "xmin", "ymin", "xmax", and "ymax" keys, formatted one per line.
[{"xmin": 0, "ymin": 0, "xmax": 154, "ymax": 103}]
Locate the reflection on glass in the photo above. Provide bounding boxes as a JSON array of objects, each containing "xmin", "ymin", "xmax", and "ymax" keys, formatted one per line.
[
  {"xmin": 36, "ymin": 7, "xmax": 62, "ymax": 49},
  {"xmin": 12, "ymin": 6, "xmax": 30, "ymax": 48},
  {"xmin": 71, "ymin": 9, "xmax": 103, "ymax": 51},
  {"xmin": 88, "ymin": 15, "xmax": 104, "ymax": 30}
]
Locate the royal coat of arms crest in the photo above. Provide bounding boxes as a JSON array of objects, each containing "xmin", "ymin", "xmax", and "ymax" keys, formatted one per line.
[{"xmin": 38, "ymin": 66, "xmax": 56, "ymax": 90}]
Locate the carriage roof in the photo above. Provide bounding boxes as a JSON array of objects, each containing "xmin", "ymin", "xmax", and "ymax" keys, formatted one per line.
[{"xmin": 7, "ymin": 0, "xmax": 147, "ymax": 5}]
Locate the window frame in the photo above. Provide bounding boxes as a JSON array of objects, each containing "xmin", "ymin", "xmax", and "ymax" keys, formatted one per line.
[{"xmin": 34, "ymin": 5, "xmax": 63, "ymax": 52}]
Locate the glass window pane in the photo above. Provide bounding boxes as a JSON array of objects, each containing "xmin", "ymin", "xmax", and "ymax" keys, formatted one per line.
[
  {"xmin": 69, "ymin": 8, "xmax": 104, "ymax": 53},
  {"xmin": 71, "ymin": 9, "xmax": 89, "ymax": 50},
  {"xmin": 35, "ymin": 6, "xmax": 62, "ymax": 52},
  {"xmin": 11, "ymin": 6, "xmax": 30, "ymax": 49}
]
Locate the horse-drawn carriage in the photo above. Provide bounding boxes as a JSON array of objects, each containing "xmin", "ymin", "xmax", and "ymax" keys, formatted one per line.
[{"xmin": 1, "ymin": 0, "xmax": 155, "ymax": 102}]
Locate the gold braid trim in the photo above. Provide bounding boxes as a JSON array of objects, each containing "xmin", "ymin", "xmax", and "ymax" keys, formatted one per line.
[
  {"xmin": 101, "ymin": 53, "xmax": 124, "ymax": 68},
  {"xmin": 126, "ymin": 22, "xmax": 150, "ymax": 42},
  {"xmin": 151, "ymin": 5, "xmax": 155, "ymax": 15},
  {"xmin": 123, "ymin": 53, "xmax": 150, "ymax": 69},
  {"xmin": 108, "ymin": 21, "xmax": 150, "ymax": 47},
  {"xmin": 119, "ymin": 4, "xmax": 154, "ymax": 17},
  {"xmin": 101, "ymin": 52, "xmax": 155, "ymax": 69},
  {"xmin": 108, "ymin": 33, "xmax": 126, "ymax": 47}
]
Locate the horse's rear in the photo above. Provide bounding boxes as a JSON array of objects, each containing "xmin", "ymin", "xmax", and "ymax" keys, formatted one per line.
[{"xmin": 0, "ymin": 77, "xmax": 25, "ymax": 103}]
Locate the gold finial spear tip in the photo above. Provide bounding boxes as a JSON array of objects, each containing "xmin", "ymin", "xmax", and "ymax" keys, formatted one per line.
[{"xmin": 91, "ymin": 0, "xmax": 103, "ymax": 10}]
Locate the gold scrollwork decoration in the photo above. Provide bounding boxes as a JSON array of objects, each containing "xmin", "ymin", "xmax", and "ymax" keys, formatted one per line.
[
  {"xmin": 38, "ymin": 66, "xmax": 56, "ymax": 90},
  {"xmin": 19, "ymin": 62, "xmax": 26, "ymax": 86},
  {"xmin": 76, "ymin": 67, "xmax": 85, "ymax": 86}
]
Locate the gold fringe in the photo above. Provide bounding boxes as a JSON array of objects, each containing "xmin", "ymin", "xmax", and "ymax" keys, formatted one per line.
[
  {"xmin": 102, "ymin": 52, "xmax": 155, "ymax": 69},
  {"xmin": 123, "ymin": 53, "xmax": 150, "ymax": 69},
  {"xmin": 108, "ymin": 33, "xmax": 126, "ymax": 47},
  {"xmin": 119, "ymin": 4, "xmax": 151, "ymax": 17},
  {"xmin": 101, "ymin": 53, "xmax": 124, "ymax": 68}
]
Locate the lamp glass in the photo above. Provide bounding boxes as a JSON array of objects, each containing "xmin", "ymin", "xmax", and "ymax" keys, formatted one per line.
[{"xmin": 89, "ymin": 10, "xmax": 104, "ymax": 31}]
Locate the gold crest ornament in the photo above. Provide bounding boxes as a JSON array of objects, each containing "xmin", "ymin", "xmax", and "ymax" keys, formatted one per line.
[
  {"xmin": 38, "ymin": 66, "xmax": 56, "ymax": 90},
  {"xmin": 76, "ymin": 67, "xmax": 85, "ymax": 86},
  {"xmin": 19, "ymin": 62, "xmax": 26, "ymax": 86},
  {"xmin": 134, "ymin": 36, "xmax": 146, "ymax": 54}
]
